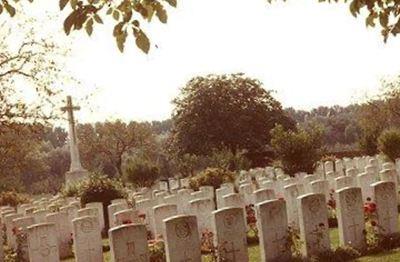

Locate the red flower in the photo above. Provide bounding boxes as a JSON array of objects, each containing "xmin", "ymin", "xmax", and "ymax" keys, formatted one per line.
[{"xmin": 371, "ymin": 221, "xmax": 377, "ymax": 227}]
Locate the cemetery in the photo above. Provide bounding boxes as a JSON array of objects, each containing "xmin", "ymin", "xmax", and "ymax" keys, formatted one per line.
[{"xmin": 5, "ymin": 0, "xmax": 400, "ymax": 261}]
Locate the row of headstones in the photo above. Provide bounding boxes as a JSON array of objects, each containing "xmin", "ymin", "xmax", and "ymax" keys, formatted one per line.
[
  {"xmin": 5, "ymin": 180, "xmax": 398, "ymax": 262},
  {"xmin": 0, "ymin": 196, "xmax": 133, "ymax": 262}
]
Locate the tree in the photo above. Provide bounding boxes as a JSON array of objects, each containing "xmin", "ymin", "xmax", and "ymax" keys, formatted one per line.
[
  {"xmin": 270, "ymin": 124, "xmax": 324, "ymax": 176},
  {"xmin": 169, "ymin": 73, "xmax": 295, "ymax": 156},
  {"xmin": 0, "ymin": 0, "xmax": 398, "ymax": 53},
  {"xmin": 123, "ymin": 157, "xmax": 160, "ymax": 188},
  {"xmin": 77, "ymin": 120, "xmax": 157, "ymax": 177},
  {"xmin": 0, "ymin": 18, "xmax": 73, "ymax": 127}
]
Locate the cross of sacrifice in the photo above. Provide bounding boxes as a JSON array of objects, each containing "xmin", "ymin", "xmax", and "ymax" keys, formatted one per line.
[{"xmin": 61, "ymin": 95, "xmax": 80, "ymax": 146}]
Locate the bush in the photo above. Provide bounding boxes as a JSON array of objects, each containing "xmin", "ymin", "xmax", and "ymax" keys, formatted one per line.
[
  {"xmin": 123, "ymin": 158, "xmax": 160, "ymax": 188},
  {"xmin": 62, "ymin": 173, "xmax": 127, "ymax": 230},
  {"xmin": 207, "ymin": 147, "xmax": 251, "ymax": 172},
  {"xmin": 270, "ymin": 124, "xmax": 324, "ymax": 176},
  {"xmin": 378, "ymin": 129, "xmax": 400, "ymax": 161},
  {"xmin": 0, "ymin": 191, "xmax": 29, "ymax": 207},
  {"xmin": 189, "ymin": 168, "xmax": 235, "ymax": 190}
]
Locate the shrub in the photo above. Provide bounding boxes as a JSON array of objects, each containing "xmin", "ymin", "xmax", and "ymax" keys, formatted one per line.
[
  {"xmin": 63, "ymin": 173, "xmax": 127, "ymax": 230},
  {"xmin": 378, "ymin": 129, "xmax": 400, "ymax": 161},
  {"xmin": 0, "ymin": 191, "xmax": 29, "ymax": 207},
  {"xmin": 270, "ymin": 124, "xmax": 324, "ymax": 176},
  {"xmin": 189, "ymin": 168, "xmax": 235, "ymax": 190},
  {"xmin": 207, "ymin": 147, "xmax": 251, "ymax": 172},
  {"xmin": 124, "ymin": 158, "xmax": 160, "ymax": 188}
]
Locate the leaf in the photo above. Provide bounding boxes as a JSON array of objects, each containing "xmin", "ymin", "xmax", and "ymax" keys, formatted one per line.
[
  {"xmin": 135, "ymin": 30, "xmax": 150, "ymax": 54},
  {"xmin": 60, "ymin": 0, "xmax": 69, "ymax": 10},
  {"xmin": 349, "ymin": 0, "xmax": 359, "ymax": 17},
  {"xmin": 164, "ymin": 0, "xmax": 177, "ymax": 7},
  {"xmin": 379, "ymin": 12, "xmax": 389, "ymax": 28},
  {"xmin": 94, "ymin": 14, "xmax": 103, "ymax": 24},
  {"xmin": 70, "ymin": 0, "xmax": 78, "ymax": 9},
  {"xmin": 4, "ymin": 2, "xmax": 15, "ymax": 17},
  {"xmin": 116, "ymin": 31, "xmax": 127, "ymax": 52},
  {"xmin": 113, "ymin": 10, "xmax": 120, "ymax": 21},
  {"xmin": 155, "ymin": 3, "xmax": 168, "ymax": 23},
  {"xmin": 64, "ymin": 11, "xmax": 77, "ymax": 35},
  {"xmin": 85, "ymin": 19, "xmax": 93, "ymax": 36}
]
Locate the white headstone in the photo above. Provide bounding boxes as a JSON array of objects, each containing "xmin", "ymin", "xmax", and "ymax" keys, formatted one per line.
[
  {"xmin": 336, "ymin": 187, "xmax": 365, "ymax": 250},
  {"xmin": 298, "ymin": 193, "xmax": 330, "ymax": 257},
  {"xmin": 72, "ymin": 216, "xmax": 103, "ymax": 262},
  {"xmin": 189, "ymin": 198, "xmax": 215, "ymax": 236},
  {"xmin": 46, "ymin": 212, "xmax": 73, "ymax": 259},
  {"xmin": 109, "ymin": 224, "xmax": 149, "ymax": 262},
  {"xmin": 163, "ymin": 215, "xmax": 201, "ymax": 262},
  {"xmin": 85, "ymin": 202, "xmax": 105, "ymax": 233},
  {"xmin": 114, "ymin": 209, "xmax": 140, "ymax": 226},
  {"xmin": 108, "ymin": 202, "xmax": 129, "ymax": 229},
  {"xmin": 284, "ymin": 183, "xmax": 305, "ymax": 229},
  {"xmin": 256, "ymin": 199, "xmax": 291, "ymax": 261},
  {"xmin": 27, "ymin": 223, "xmax": 60, "ymax": 262},
  {"xmin": 253, "ymin": 189, "xmax": 276, "ymax": 204},
  {"xmin": 212, "ymin": 207, "xmax": 249, "ymax": 262},
  {"xmin": 152, "ymin": 204, "xmax": 178, "ymax": 238},
  {"xmin": 371, "ymin": 181, "xmax": 399, "ymax": 235}
]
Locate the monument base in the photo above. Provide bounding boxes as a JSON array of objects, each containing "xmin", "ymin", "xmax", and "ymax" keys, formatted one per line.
[{"xmin": 66, "ymin": 169, "xmax": 89, "ymax": 186}]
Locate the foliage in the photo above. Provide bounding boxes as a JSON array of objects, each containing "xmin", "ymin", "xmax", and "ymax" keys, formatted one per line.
[
  {"xmin": 3, "ymin": 0, "xmax": 400, "ymax": 54},
  {"xmin": 0, "ymin": 191, "xmax": 29, "ymax": 207},
  {"xmin": 148, "ymin": 239, "xmax": 166, "ymax": 262},
  {"xmin": 66, "ymin": 173, "xmax": 127, "ymax": 229},
  {"xmin": 378, "ymin": 129, "xmax": 400, "ymax": 161},
  {"xmin": 169, "ymin": 73, "xmax": 295, "ymax": 157},
  {"xmin": 189, "ymin": 167, "xmax": 235, "ymax": 190},
  {"xmin": 123, "ymin": 157, "xmax": 160, "ymax": 188},
  {"xmin": 77, "ymin": 120, "xmax": 157, "ymax": 177},
  {"xmin": 270, "ymin": 124, "xmax": 324, "ymax": 176},
  {"xmin": 207, "ymin": 147, "xmax": 251, "ymax": 172}
]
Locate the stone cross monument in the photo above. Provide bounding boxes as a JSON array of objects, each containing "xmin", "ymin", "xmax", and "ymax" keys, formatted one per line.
[{"xmin": 61, "ymin": 96, "xmax": 88, "ymax": 185}]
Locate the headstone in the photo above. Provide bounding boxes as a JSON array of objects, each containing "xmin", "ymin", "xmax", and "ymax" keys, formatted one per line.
[
  {"xmin": 27, "ymin": 223, "xmax": 60, "ymax": 262},
  {"xmin": 177, "ymin": 189, "xmax": 192, "ymax": 214},
  {"xmin": 222, "ymin": 193, "xmax": 245, "ymax": 209},
  {"xmin": 298, "ymin": 193, "xmax": 330, "ymax": 257},
  {"xmin": 163, "ymin": 215, "xmax": 201, "ymax": 262},
  {"xmin": 111, "ymin": 199, "xmax": 127, "ymax": 205},
  {"xmin": 152, "ymin": 204, "xmax": 178, "ymax": 238},
  {"xmin": 335, "ymin": 176, "xmax": 355, "ymax": 191},
  {"xmin": 357, "ymin": 172, "xmax": 376, "ymax": 202},
  {"xmin": 371, "ymin": 181, "xmax": 399, "ymax": 235},
  {"xmin": 4, "ymin": 213, "xmax": 23, "ymax": 249},
  {"xmin": 189, "ymin": 198, "xmax": 215, "ymax": 236},
  {"xmin": 108, "ymin": 202, "xmax": 129, "ymax": 229},
  {"xmin": 336, "ymin": 187, "xmax": 365, "ymax": 250},
  {"xmin": 239, "ymin": 184, "xmax": 254, "ymax": 205},
  {"xmin": 256, "ymin": 199, "xmax": 291, "ymax": 261},
  {"xmin": 310, "ymin": 179, "xmax": 330, "ymax": 201},
  {"xmin": 109, "ymin": 224, "xmax": 149, "ymax": 262},
  {"xmin": 72, "ymin": 216, "xmax": 103, "ymax": 262},
  {"xmin": 212, "ymin": 207, "xmax": 249, "ymax": 262},
  {"xmin": 253, "ymin": 189, "xmax": 276, "ymax": 204},
  {"xmin": 12, "ymin": 216, "xmax": 34, "ymax": 261},
  {"xmin": 46, "ymin": 212, "xmax": 73, "ymax": 259},
  {"xmin": 284, "ymin": 183, "xmax": 305, "ymax": 229},
  {"xmin": 32, "ymin": 209, "xmax": 50, "ymax": 224},
  {"xmin": 216, "ymin": 186, "xmax": 234, "ymax": 209},
  {"xmin": 114, "ymin": 209, "xmax": 140, "ymax": 226},
  {"xmin": 85, "ymin": 202, "xmax": 105, "ymax": 233}
]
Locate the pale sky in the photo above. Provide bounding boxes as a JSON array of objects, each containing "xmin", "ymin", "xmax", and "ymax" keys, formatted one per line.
[{"xmin": 8, "ymin": 0, "xmax": 400, "ymax": 123}]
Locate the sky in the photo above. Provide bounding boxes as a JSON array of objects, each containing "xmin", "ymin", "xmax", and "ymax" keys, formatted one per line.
[{"xmin": 8, "ymin": 0, "xmax": 400, "ymax": 123}]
